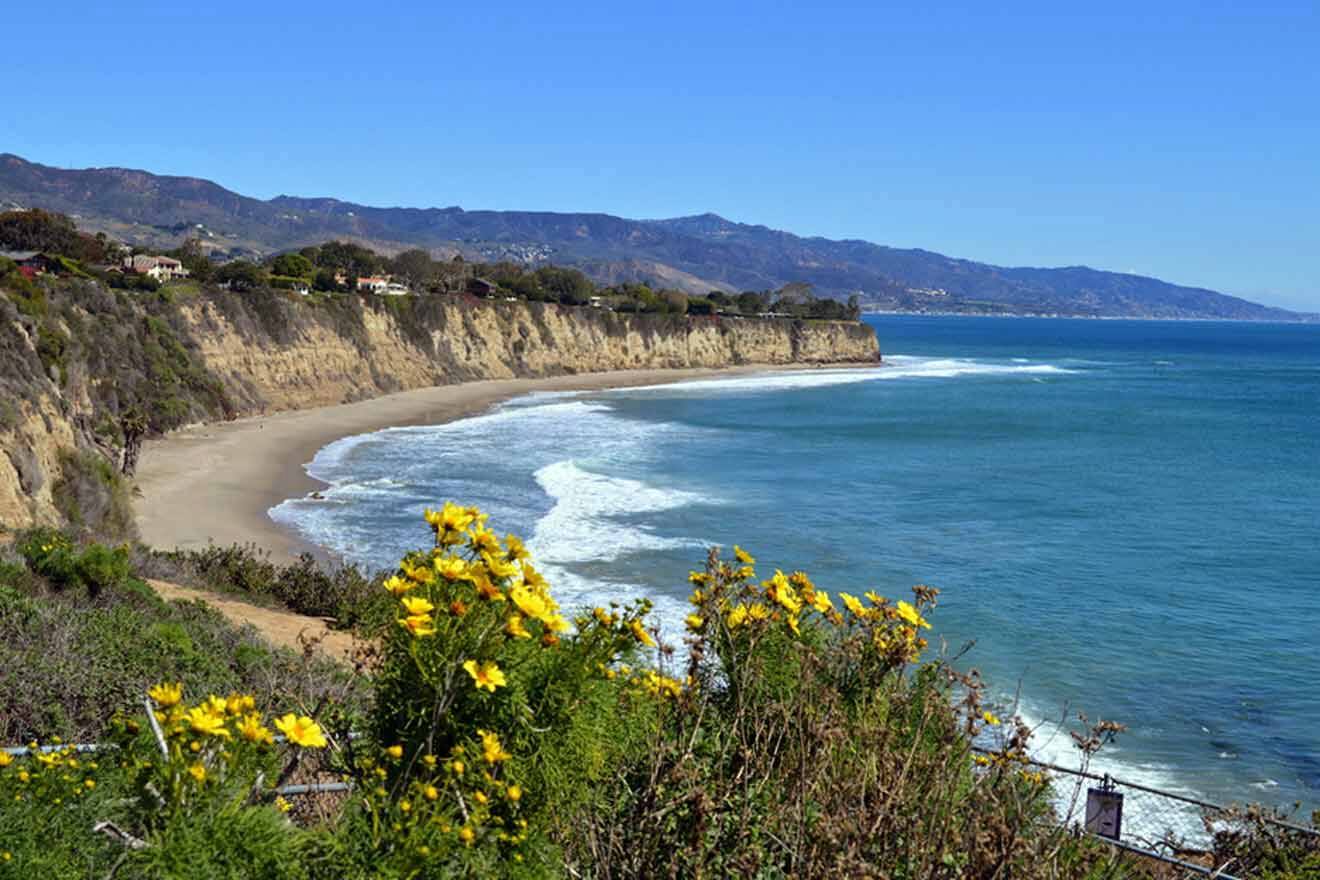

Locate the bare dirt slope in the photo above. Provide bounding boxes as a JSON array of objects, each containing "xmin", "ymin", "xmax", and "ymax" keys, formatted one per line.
[{"xmin": 146, "ymin": 578, "xmax": 358, "ymax": 662}]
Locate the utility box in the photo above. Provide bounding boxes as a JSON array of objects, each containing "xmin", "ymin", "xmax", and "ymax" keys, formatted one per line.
[{"xmin": 1085, "ymin": 786, "xmax": 1124, "ymax": 840}]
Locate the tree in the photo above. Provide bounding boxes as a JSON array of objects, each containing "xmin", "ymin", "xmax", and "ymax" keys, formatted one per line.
[
  {"xmin": 390, "ymin": 249, "xmax": 436, "ymax": 286},
  {"xmin": 215, "ymin": 260, "xmax": 267, "ymax": 291},
  {"xmin": 661, "ymin": 290, "xmax": 689, "ymax": 315},
  {"xmin": 269, "ymin": 253, "xmax": 314, "ymax": 279},
  {"xmin": 0, "ymin": 209, "xmax": 110, "ymax": 263},
  {"xmin": 169, "ymin": 238, "xmax": 215, "ymax": 282},
  {"xmin": 737, "ymin": 291, "xmax": 769, "ymax": 315},
  {"xmin": 313, "ymin": 268, "xmax": 342, "ymax": 292},
  {"xmin": 534, "ymin": 265, "xmax": 594, "ymax": 305}
]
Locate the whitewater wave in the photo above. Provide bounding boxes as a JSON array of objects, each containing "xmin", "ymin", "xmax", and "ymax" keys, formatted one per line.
[
  {"xmin": 612, "ymin": 355, "xmax": 1078, "ymax": 397},
  {"xmin": 528, "ymin": 460, "xmax": 714, "ymax": 637}
]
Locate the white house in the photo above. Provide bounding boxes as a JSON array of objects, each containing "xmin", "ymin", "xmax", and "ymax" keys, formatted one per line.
[{"xmin": 123, "ymin": 254, "xmax": 190, "ymax": 282}]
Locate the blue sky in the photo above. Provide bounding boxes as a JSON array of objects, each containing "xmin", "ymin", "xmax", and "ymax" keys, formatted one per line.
[{"xmin": 5, "ymin": 1, "xmax": 1318, "ymax": 309}]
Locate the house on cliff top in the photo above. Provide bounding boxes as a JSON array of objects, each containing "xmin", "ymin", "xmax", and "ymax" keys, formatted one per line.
[{"xmin": 123, "ymin": 253, "xmax": 189, "ymax": 282}]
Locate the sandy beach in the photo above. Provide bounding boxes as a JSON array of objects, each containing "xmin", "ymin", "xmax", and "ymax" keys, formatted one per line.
[{"xmin": 134, "ymin": 364, "xmax": 869, "ymax": 562}]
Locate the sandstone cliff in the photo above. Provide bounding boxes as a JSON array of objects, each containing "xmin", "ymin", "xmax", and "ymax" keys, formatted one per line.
[{"xmin": 0, "ymin": 281, "xmax": 879, "ymax": 534}]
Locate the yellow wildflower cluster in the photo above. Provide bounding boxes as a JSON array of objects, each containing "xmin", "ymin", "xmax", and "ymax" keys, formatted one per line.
[
  {"xmin": 356, "ymin": 731, "xmax": 529, "ymax": 861},
  {"xmin": 391, "ymin": 503, "xmax": 570, "ymax": 662},
  {"xmin": 686, "ymin": 547, "xmax": 940, "ymax": 670},
  {"xmin": 0, "ymin": 740, "xmax": 100, "ymax": 812},
  {"xmin": 134, "ymin": 682, "xmax": 326, "ymax": 812}
]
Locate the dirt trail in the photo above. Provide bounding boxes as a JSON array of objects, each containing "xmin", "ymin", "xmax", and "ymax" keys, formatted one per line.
[{"xmin": 147, "ymin": 579, "xmax": 358, "ymax": 662}]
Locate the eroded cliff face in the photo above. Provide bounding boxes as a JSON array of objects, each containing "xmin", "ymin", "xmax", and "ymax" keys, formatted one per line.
[
  {"xmin": 0, "ymin": 285, "xmax": 879, "ymax": 533},
  {"xmin": 185, "ymin": 297, "xmax": 879, "ymax": 412}
]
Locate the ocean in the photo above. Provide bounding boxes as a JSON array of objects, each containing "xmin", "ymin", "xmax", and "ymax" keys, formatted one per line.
[{"xmin": 270, "ymin": 315, "xmax": 1320, "ymax": 814}]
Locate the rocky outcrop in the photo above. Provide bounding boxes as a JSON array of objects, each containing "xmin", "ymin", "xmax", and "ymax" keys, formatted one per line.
[{"xmin": 0, "ymin": 284, "xmax": 879, "ymax": 532}]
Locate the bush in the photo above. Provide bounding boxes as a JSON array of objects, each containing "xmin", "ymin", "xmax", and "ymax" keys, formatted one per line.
[
  {"xmin": 0, "ymin": 534, "xmax": 363, "ymax": 744},
  {"xmin": 1, "ymin": 504, "xmax": 1311, "ymax": 877},
  {"xmin": 145, "ymin": 545, "xmax": 391, "ymax": 632},
  {"xmin": 50, "ymin": 449, "xmax": 137, "ymax": 541},
  {"xmin": 16, "ymin": 528, "xmax": 130, "ymax": 597}
]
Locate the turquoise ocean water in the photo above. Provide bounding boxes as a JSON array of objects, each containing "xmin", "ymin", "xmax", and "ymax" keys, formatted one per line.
[{"xmin": 271, "ymin": 316, "xmax": 1320, "ymax": 813}]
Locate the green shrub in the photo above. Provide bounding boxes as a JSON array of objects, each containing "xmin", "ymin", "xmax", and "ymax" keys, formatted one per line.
[
  {"xmin": 50, "ymin": 449, "xmax": 137, "ymax": 542},
  {"xmin": 146, "ymin": 545, "xmax": 391, "ymax": 632}
]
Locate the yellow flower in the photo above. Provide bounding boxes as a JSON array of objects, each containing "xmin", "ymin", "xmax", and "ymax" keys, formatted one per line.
[
  {"xmin": 473, "ymin": 790, "xmax": 489, "ymax": 805},
  {"xmin": 629, "ymin": 619, "xmax": 656, "ymax": 647},
  {"xmin": 274, "ymin": 795, "xmax": 292, "ymax": 813},
  {"xmin": 811, "ymin": 590, "xmax": 833, "ymax": 614},
  {"xmin": 865, "ymin": 590, "xmax": 887, "ymax": 606},
  {"xmin": 148, "ymin": 682, "xmax": 183, "ymax": 708},
  {"xmin": 237, "ymin": 713, "xmax": 274, "ymax": 745},
  {"xmin": 785, "ymin": 614, "xmax": 801, "ymax": 636},
  {"xmin": 84, "ymin": 778, "xmax": 95, "ymax": 789},
  {"xmin": 185, "ymin": 706, "xmax": 229, "ymax": 738},
  {"xmin": 765, "ymin": 570, "xmax": 802, "ymax": 614},
  {"xmin": 982, "ymin": 711, "xmax": 1001, "ymax": 726},
  {"xmin": 506, "ymin": 784, "xmax": 522, "ymax": 802},
  {"xmin": 0, "ymin": 752, "xmax": 12, "ymax": 768},
  {"xmin": 504, "ymin": 614, "xmax": 532, "ymax": 639},
  {"xmin": 273, "ymin": 714, "xmax": 327, "ymax": 748},
  {"xmin": 748, "ymin": 603, "xmax": 770, "ymax": 621},
  {"xmin": 386, "ymin": 744, "xmax": 404, "ymax": 759},
  {"xmin": 473, "ymin": 571, "xmax": 505, "ymax": 602},
  {"xmin": 188, "ymin": 762, "xmax": 207, "ymax": 783},
  {"xmin": 733, "ymin": 545, "xmax": 755, "ymax": 565},
  {"xmin": 688, "ymin": 571, "xmax": 709, "ymax": 587},
  {"xmin": 897, "ymin": 600, "xmax": 932, "ymax": 630},
  {"xmin": 521, "ymin": 562, "xmax": 548, "ymax": 591},
  {"xmin": 463, "ymin": 660, "xmax": 507, "ymax": 692},
  {"xmin": 480, "ymin": 730, "xmax": 511, "ymax": 764},
  {"xmin": 482, "ymin": 552, "xmax": 517, "ymax": 579},
  {"xmin": 510, "ymin": 584, "xmax": 550, "ymax": 620},
  {"xmin": 726, "ymin": 603, "xmax": 749, "ymax": 628},
  {"xmin": 398, "ymin": 614, "xmax": 436, "ymax": 637},
  {"xmin": 458, "ymin": 826, "xmax": 475, "ymax": 845},
  {"xmin": 504, "ymin": 534, "xmax": 530, "ymax": 561},
  {"xmin": 840, "ymin": 592, "xmax": 866, "ymax": 618},
  {"xmin": 225, "ymin": 693, "xmax": 256, "ymax": 715},
  {"xmin": 684, "ymin": 613, "xmax": 705, "ymax": 632},
  {"xmin": 450, "ymin": 760, "xmax": 465, "ymax": 776},
  {"xmin": 434, "ymin": 555, "xmax": 469, "ymax": 581},
  {"xmin": 401, "ymin": 596, "xmax": 435, "ymax": 616},
  {"xmin": 426, "ymin": 502, "xmax": 476, "ymax": 543},
  {"xmin": 400, "ymin": 560, "xmax": 435, "ymax": 584},
  {"xmin": 383, "ymin": 575, "xmax": 414, "ymax": 596},
  {"xmin": 543, "ymin": 612, "xmax": 571, "ymax": 633},
  {"xmin": 205, "ymin": 694, "xmax": 230, "ymax": 717},
  {"xmin": 469, "ymin": 527, "xmax": 501, "ymax": 556}
]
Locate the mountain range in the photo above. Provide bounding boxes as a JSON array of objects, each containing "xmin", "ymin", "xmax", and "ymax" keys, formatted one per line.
[{"xmin": 0, "ymin": 153, "xmax": 1302, "ymax": 320}]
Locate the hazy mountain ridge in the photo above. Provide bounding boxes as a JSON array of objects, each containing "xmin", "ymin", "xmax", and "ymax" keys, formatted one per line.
[{"xmin": 0, "ymin": 153, "xmax": 1301, "ymax": 320}]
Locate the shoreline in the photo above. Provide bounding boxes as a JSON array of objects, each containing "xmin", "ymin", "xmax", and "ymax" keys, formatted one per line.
[{"xmin": 134, "ymin": 362, "xmax": 880, "ymax": 563}]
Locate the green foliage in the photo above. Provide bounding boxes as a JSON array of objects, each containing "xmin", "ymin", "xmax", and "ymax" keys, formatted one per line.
[
  {"xmin": 268, "ymin": 252, "xmax": 314, "ymax": 279},
  {"xmin": 146, "ymin": 544, "xmax": 391, "ymax": 632},
  {"xmin": 0, "ymin": 507, "xmax": 1310, "ymax": 876},
  {"xmin": 0, "ymin": 208, "xmax": 111, "ymax": 263},
  {"xmin": 214, "ymin": 260, "xmax": 268, "ymax": 291},
  {"xmin": 17, "ymin": 527, "xmax": 130, "ymax": 597},
  {"xmin": 51, "ymin": 449, "xmax": 137, "ymax": 541},
  {"xmin": 0, "ymin": 537, "xmax": 361, "ymax": 744}
]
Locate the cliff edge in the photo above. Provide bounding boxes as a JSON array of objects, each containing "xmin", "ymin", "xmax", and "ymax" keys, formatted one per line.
[{"xmin": 0, "ymin": 281, "xmax": 879, "ymax": 534}]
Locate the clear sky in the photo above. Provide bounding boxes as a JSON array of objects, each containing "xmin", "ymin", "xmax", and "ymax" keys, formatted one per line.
[{"xmin": 4, "ymin": 1, "xmax": 1317, "ymax": 310}]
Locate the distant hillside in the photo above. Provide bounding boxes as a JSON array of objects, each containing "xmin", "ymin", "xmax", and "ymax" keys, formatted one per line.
[{"xmin": 0, "ymin": 153, "xmax": 1302, "ymax": 320}]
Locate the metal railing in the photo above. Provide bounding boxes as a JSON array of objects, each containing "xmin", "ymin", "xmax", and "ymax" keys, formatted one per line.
[{"xmin": 974, "ymin": 746, "xmax": 1320, "ymax": 878}]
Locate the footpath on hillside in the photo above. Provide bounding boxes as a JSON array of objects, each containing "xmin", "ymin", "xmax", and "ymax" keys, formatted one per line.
[{"xmin": 147, "ymin": 579, "xmax": 358, "ymax": 662}]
